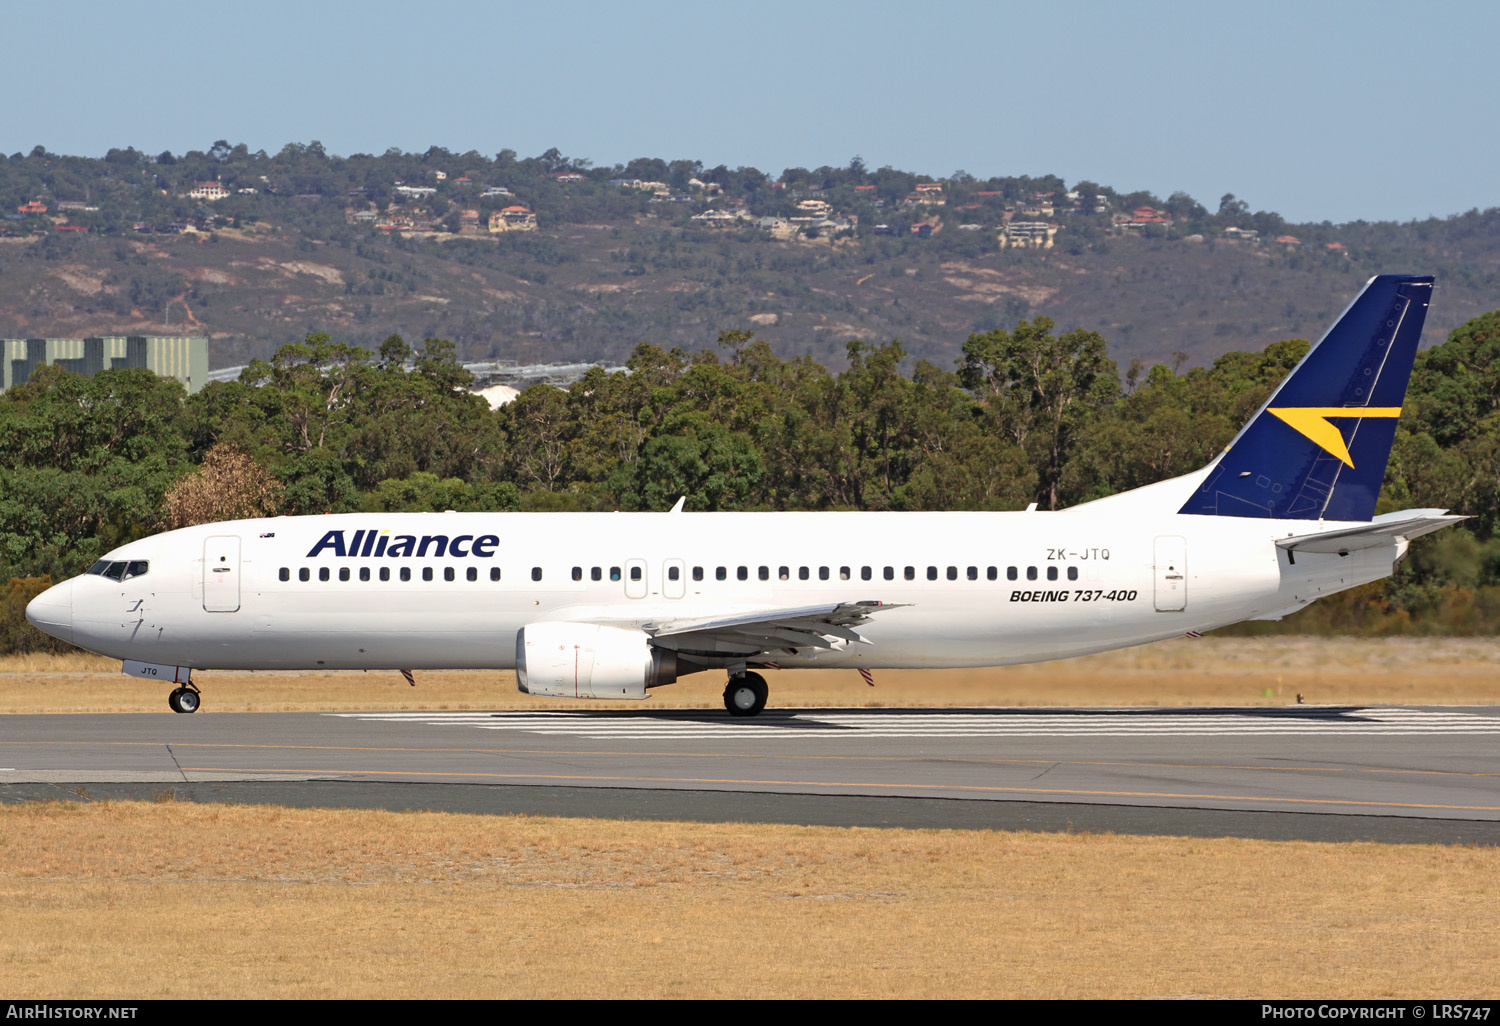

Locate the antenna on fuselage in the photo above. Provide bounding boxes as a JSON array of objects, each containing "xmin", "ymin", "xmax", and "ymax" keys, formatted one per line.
[{"xmin": 668, "ymin": 496, "xmax": 687, "ymax": 514}]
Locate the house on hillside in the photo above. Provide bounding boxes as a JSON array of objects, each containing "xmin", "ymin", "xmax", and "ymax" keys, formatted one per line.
[
  {"xmin": 690, "ymin": 209, "xmax": 742, "ymax": 228},
  {"xmin": 17, "ymin": 201, "xmax": 48, "ymax": 214},
  {"xmin": 904, "ymin": 188, "xmax": 943, "ymax": 207},
  {"xmin": 1112, "ymin": 206, "xmax": 1172, "ymax": 233},
  {"xmin": 489, "ymin": 205, "xmax": 537, "ymax": 232},
  {"xmin": 1222, "ymin": 226, "xmax": 1259, "ymax": 242},
  {"xmin": 188, "ymin": 182, "xmax": 229, "ymax": 202},
  {"xmin": 1002, "ymin": 220, "xmax": 1059, "ymax": 249}
]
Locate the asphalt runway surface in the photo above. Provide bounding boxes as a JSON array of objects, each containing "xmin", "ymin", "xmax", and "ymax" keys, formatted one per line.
[{"xmin": 4, "ymin": 704, "xmax": 1500, "ymax": 844}]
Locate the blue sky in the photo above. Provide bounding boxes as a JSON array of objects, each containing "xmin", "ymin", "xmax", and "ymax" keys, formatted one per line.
[{"xmin": 6, "ymin": 0, "xmax": 1494, "ymax": 224}]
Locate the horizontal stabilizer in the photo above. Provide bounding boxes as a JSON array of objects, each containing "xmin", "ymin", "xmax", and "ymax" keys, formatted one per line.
[{"xmin": 1275, "ymin": 509, "xmax": 1467, "ymax": 556}]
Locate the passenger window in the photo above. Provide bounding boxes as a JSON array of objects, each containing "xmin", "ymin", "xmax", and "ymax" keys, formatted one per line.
[
  {"xmin": 1067, "ymin": 566, "xmax": 1078, "ymax": 581},
  {"xmin": 401, "ymin": 567, "xmax": 412, "ymax": 582},
  {"xmin": 947, "ymin": 567, "xmax": 958, "ymax": 581},
  {"xmin": 819, "ymin": 566, "xmax": 829, "ymax": 581},
  {"xmin": 861, "ymin": 566, "xmax": 872, "ymax": 581},
  {"xmin": 904, "ymin": 566, "xmax": 915, "ymax": 581},
  {"xmin": 279, "ymin": 568, "xmax": 290, "ymax": 582},
  {"xmin": 380, "ymin": 567, "xmax": 390, "ymax": 582},
  {"xmin": 1026, "ymin": 566, "xmax": 1038, "ymax": 581},
  {"xmin": 631, "ymin": 566, "xmax": 642, "ymax": 582},
  {"xmin": 927, "ymin": 566, "xmax": 938, "ymax": 581},
  {"xmin": 692, "ymin": 566, "xmax": 703, "ymax": 582},
  {"xmin": 444, "ymin": 567, "xmax": 455, "ymax": 582},
  {"xmin": 572, "ymin": 567, "xmax": 583, "ymax": 582},
  {"xmin": 299, "ymin": 568, "xmax": 310, "ymax": 582},
  {"xmin": 591, "ymin": 567, "xmax": 602, "ymax": 581},
  {"xmin": 423, "ymin": 568, "xmax": 434, "ymax": 582},
  {"xmin": 339, "ymin": 568, "xmax": 350, "ymax": 582},
  {"xmin": 490, "ymin": 568, "xmax": 501, "ymax": 582},
  {"xmin": 884, "ymin": 567, "xmax": 894, "ymax": 581},
  {"xmin": 1047, "ymin": 566, "xmax": 1058, "ymax": 581},
  {"xmin": 799, "ymin": 567, "xmax": 810, "ymax": 581},
  {"xmin": 987, "ymin": 567, "xmax": 997, "ymax": 581},
  {"xmin": 532, "ymin": 567, "xmax": 543, "ymax": 582},
  {"xmin": 967, "ymin": 566, "xmax": 978, "ymax": 581},
  {"xmin": 359, "ymin": 567, "xmax": 370, "ymax": 582},
  {"xmin": 1007, "ymin": 566, "xmax": 1018, "ymax": 581},
  {"xmin": 610, "ymin": 567, "xmax": 622, "ymax": 582},
  {"xmin": 716, "ymin": 567, "xmax": 727, "ymax": 581},
  {"xmin": 759, "ymin": 566, "xmax": 769, "ymax": 581},
  {"xmin": 779, "ymin": 566, "xmax": 790, "ymax": 581},
  {"xmin": 319, "ymin": 567, "xmax": 330, "ymax": 582},
  {"xmin": 737, "ymin": 566, "xmax": 748, "ymax": 581},
  {"xmin": 668, "ymin": 566, "xmax": 681, "ymax": 581},
  {"xmin": 467, "ymin": 567, "xmax": 477, "ymax": 582}
]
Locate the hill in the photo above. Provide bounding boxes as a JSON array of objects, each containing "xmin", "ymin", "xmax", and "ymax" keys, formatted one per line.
[{"xmin": 0, "ymin": 144, "xmax": 1496, "ymax": 371}]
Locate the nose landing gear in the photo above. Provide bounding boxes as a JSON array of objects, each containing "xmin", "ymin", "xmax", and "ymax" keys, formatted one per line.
[
  {"xmin": 167, "ymin": 683, "xmax": 201, "ymax": 714},
  {"xmin": 723, "ymin": 671, "xmax": 768, "ymax": 717}
]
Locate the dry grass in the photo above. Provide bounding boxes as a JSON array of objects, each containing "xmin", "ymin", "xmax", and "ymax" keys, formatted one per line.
[
  {"xmin": 0, "ymin": 801, "xmax": 1495, "ymax": 999},
  {"xmin": 2, "ymin": 637, "xmax": 1498, "ymax": 713}
]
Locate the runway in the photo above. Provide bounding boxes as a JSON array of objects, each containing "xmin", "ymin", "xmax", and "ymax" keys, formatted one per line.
[{"xmin": 3, "ymin": 705, "xmax": 1499, "ymax": 844}]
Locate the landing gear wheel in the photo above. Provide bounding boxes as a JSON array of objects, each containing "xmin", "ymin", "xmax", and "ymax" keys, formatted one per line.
[
  {"xmin": 168, "ymin": 687, "xmax": 200, "ymax": 714},
  {"xmin": 723, "ymin": 672, "xmax": 768, "ymax": 717}
]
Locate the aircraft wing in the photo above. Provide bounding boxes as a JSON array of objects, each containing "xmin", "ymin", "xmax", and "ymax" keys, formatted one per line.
[
  {"xmin": 1275, "ymin": 509, "xmax": 1467, "ymax": 556},
  {"xmin": 641, "ymin": 601, "xmax": 909, "ymax": 659}
]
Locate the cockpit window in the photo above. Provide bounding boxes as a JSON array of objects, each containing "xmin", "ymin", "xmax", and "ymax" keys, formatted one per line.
[{"xmin": 88, "ymin": 560, "xmax": 149, "ymax": 581}]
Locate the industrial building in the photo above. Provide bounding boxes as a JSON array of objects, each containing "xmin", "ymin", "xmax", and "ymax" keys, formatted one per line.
[{"xmin": 1, "ymin": 336, "xmax": 209, "ymax": 393}]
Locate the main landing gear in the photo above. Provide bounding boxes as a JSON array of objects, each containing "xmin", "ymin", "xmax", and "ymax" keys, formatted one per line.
[
  {"xmin": 723, "ymin": 671, "xmax": 768, "ymax": 717},
  {"xmin": 167, "ymin": 683, "xmax": 201, "ymax": 714}
]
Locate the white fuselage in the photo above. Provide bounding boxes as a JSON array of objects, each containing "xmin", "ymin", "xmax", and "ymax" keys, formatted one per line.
[{"xmin": 44, "ymin": 504, "xmax": 1399, "ymax": 674}]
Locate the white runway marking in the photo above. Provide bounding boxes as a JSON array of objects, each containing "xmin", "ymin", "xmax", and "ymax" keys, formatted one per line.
[{"xmin": 327, "ymin": 708, "xmax": 1500, "ymax": 740}]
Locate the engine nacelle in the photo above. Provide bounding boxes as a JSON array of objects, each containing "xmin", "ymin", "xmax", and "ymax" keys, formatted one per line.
[{"xmin": 515, "ymin": 622, "xmax": 677, "ymax": 700}]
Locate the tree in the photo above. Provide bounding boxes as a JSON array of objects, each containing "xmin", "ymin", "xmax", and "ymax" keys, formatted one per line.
[
  {"xmin": 959, "ymin": 318, "xmax": 1119, "ymax": 510},
  {"xmin": 162, "ymin": 443, "xmax": 283, "ymax": 529}
]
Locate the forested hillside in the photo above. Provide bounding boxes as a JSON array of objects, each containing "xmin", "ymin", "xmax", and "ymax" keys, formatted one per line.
[
  {"xmin": 3, "ymin": 306, "xmax": 1497, "ymax": 652},
  {"xmin": 1, "ymin": 143, "xmax": 1497, "ymax": 371}
]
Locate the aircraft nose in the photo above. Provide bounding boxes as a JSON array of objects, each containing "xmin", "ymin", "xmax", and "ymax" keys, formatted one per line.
[{"xmin": 25, "ymin": 578, "xmax": 74, "ymax": 645}]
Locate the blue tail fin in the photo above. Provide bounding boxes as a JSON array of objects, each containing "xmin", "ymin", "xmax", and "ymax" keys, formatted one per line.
[{"xmin": 1178, "ymin": 274, "xmax": 1434, "ymax": 521}]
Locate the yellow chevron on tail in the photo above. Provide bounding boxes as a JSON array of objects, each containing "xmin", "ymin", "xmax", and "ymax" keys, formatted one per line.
[{"xmin": 1266, "ymin": 407, "xmax": 1402, "ymax": 468}]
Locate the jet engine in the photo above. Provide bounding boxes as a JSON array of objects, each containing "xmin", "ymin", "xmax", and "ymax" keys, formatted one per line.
[{"xmin": 515, "ymin": 622, "xmax": 677, "ymax": 700}]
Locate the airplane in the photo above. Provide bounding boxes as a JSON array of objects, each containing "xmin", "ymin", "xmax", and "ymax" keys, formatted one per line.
[{"xmin": 25, "ymin": 274, "xmax": 1464, "ymax": 716}]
